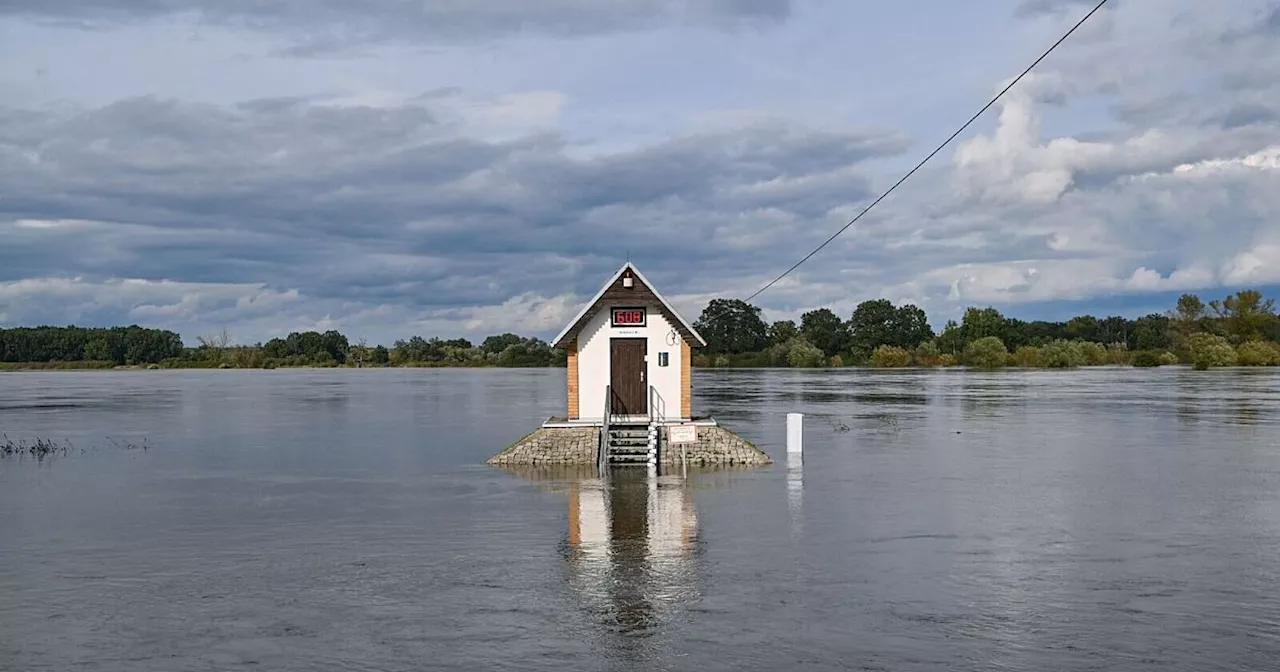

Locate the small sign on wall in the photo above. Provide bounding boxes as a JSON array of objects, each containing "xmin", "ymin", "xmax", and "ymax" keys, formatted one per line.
[
  {"xmin": 611, "ymin": 306, "xmax": 647, "ymax": 327},
  {"xmin": 668, "ymin": 424, "xmax": 697, "ymax": 444}
]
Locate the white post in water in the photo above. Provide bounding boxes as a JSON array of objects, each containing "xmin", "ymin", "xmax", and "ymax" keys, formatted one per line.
[{"xmin": 787, "ymin": 413, "xmax": 803, "ymax": 455}]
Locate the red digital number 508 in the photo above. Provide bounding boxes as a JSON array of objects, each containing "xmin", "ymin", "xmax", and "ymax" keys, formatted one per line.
[{"xmin": 615, "ymin": 309, "xmax": 643, "ymax": 325}]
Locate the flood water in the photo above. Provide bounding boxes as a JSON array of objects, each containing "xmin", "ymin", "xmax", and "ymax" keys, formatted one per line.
[{"xmin": 2, "ymin": 368, "xmax": 1280, "ymax": 671}]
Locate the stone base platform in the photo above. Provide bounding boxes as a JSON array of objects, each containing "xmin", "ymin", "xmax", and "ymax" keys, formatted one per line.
[{"xmin": 486, "ymin": 421, "xmax": 771, "ymax": 467}]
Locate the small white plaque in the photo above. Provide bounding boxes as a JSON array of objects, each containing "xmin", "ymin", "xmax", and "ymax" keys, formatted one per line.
[{"xmin": 668, "ymin": 424, "xmax": 697, "ymax": 444}]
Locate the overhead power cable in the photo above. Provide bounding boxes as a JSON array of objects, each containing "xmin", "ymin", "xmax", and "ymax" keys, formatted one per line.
[{"xmin": 740, "ymin": 0, "xmax": 1111, "ymax": 305}]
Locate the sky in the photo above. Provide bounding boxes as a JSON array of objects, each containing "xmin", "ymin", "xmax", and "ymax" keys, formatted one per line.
[{"xmin": 1, "ymin": 0, "xmax": 1278, "ymax": 346}]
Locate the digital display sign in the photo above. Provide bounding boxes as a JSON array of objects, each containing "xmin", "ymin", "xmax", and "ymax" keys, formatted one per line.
[{"xmin": 611, "ymin": 307, "xmax": 647, "ymax": 327}]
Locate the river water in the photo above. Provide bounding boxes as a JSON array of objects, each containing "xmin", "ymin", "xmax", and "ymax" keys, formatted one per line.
[{"xmin": 2, "ymin": 368, "xmax": 1279, "ymax": 671}]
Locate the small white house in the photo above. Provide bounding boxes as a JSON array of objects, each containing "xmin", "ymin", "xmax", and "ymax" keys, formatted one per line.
[{"xmin": 551, "ymin": 262, "xmax": 706, "ymax": 423}]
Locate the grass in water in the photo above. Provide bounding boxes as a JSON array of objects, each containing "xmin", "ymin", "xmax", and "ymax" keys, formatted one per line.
[{"xmin": 0, "ymin": 434, "xmax": 149, "ymax": 461}]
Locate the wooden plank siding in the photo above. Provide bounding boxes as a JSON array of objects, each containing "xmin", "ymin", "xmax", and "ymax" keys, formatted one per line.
[
  {"xmin": 566, "ymin": 340, "xmax": 579, "ymax": 419},
  {"xmin": 681, "ymin": 339, "xmax": 692, "ymax": 419},
  {"xmin": 555, "ymin": 270, "xmax": 701, "ymax": 348}
]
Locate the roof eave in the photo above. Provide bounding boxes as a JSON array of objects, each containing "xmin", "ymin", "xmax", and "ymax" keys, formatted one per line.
[{"xmin": 550, "ymin": 262, "xmax": 708, "ymax": 349}]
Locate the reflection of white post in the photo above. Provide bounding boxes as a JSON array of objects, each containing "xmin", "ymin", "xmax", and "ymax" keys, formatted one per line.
[
  {"xmin": 787, "ymin": 413, "xmax": 803, "ymax": 455},
  {"xmin": 647, "ymin": 479, "xmax": 697, "ymax": 563},
  {"xmin": 787, "ymin": 451, "xmax": 803, "ymax": 528}
]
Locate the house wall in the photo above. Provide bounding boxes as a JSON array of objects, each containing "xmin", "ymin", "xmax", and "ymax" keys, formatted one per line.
[{"xmin": 577, "ymin": 305, "xmax": 687, "ymax": 422}]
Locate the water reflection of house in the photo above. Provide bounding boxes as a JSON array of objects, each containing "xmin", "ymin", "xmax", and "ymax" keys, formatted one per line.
[{"xmin": 564, "ymin": 470, "xmax": 699, "ymax": 638}]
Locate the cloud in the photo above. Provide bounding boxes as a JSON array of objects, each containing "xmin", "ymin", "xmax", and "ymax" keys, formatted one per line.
[
  {"xmin": 0, "ymin": 94, "xmax": 908, "ymax": 342},
  {"xmin": 1, "ymin": 0, "xmax": 792, "ymax": 50},
  {"xmin": 2, "ymin": 0, "xmax": 1279, "ymax": 342},
  {"xmin": 0, "ymin": 275, "xmax": 592, "ymax": 345}
]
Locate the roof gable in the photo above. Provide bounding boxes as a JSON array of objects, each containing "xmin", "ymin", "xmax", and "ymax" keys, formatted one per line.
[{"xmin": 551, "ymin": 263, "xmax": 706, "ymax": 349}]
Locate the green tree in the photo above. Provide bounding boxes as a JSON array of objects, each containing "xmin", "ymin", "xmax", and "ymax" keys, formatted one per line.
[
  {"xmin": 964, "ymin": 336, "xmax": 1007, "ymax": 369},
  {"xmin": 767, "ymin": 320, "xmax": 798, "ymax": 346},
  {"xmin": 695, "ymin": 299, "xmax": 768, "ymax": 354},
  {"xmin": 800, "ymin": 308, "xmax": 848, "ymax": 357},
  {"xmin": 1132, "ymin": 314, "xmax": 1171, "ymax": 350},
  {"xmin": 1098, "ymin": 316, "xmax": 1129, "ymax": 345},
  {"xmin": 1170, "ymin": 293, "xmax": 1207, "ymax": 348},
  {"xmin": 1037, "ymin": 340, "xmax": 1085, "ymax": 368},
  {"xmin": 1065, "ymin": 316, "xmax": 1099, "ymax": 342},
  {"xmin": 1236, "ymin": 341, "xmax": 1280, "ymax": 366},
  {"xmin": 496, "ymin": 338, "xmax": 555, "ymax": 367},
  {"xmin": 481, "ymin": 333, "xmax": 522, "ymax": 354},
  {"xmin": 1001, "ymin": 318, "xmax": 1031, "ymax": 349},
  {"xmin": 961, "ymin": 307, "xmax": 1005, "ymax": 342},
  {"xmin": 1188, "ymin": 333, "xmax": 1237, "ymax": 370},
  {"xmin": 869, "ymin": 345, "xmax": 911, "ymax": 368},
  {"xmin": 1210, "ymin": 289, "xmax": 1277, "ymax": 343},
  {"xmin": 936, "ymin": 319, "xmax": 964, "ymax": 354},
  {"xmin": 1176, "ymin": 293, "xmax": 1206, "ymax": 320},
  {"xmin": 914, "ymin": 340, "xmax": 941, "ymax": 367},
  {"xmin": 889, "ymin": 304, "xmax": 934, "ymax": 349},
  {"xmin": 848, "ymin": 299, "xmax": 897, "ymax": 360},
  {"xmin": 785, "ymin": 337, "xmax": 826, "ymax": 368},
  {"xmin": 1012, "ymin": 345, "xmax": 1041, "ymax": 368},
  {"xmin": 1132, "ymin": 351, "xmax": 1164, "ymax": 367},
  {"xmin": 1079, "ymin": 342, "xmax": 1108, "ymax": 366}
]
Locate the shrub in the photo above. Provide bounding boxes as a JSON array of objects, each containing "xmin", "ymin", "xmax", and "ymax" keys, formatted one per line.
[
  {"xmin": 1236, "ymin": 340, "xmax": 1280, "ymax": 366},
  {"xmin": 1188, "ymin": 333, "xmax": 1238, "ymax": 370},
  {"xmin": 1037, "ymin": 339, "xmax": 1085, "ymax": 369},
  {"xmin": 1079, "ymin": 341, "xmax": 1108, "ymax": 366},
  {"xmin": 914, "ymin": 341, "xmax": 942, "ymax": 367},
  {"xmin": 870, "ymin": 345, "xmax": 912, "ymax": 368},
  {"xmin": 713, "ymin": 355, "xmax": 731, "ymax": 368},
  {"xmin": 1106, "ymin": 342, "xmax": 1130, "ymax": 365},
  {"xmin": 938, "ymin": 353, "xmax": 958, "ymax": 367},
  {"xmin": 1159, "ymin": 351, "xmax": 1180, "ymax": 366},
  {"xmin": 829, "ymin": 354, "xmax": 845, "ymax": 368},
  {"xmin": 1012, "ymin": 346, "xmax": 1040, "ymax": 368},
  {"xmin": 1132, "ymin": 351, "xmax": 1164, "ymax": 368},
  {"xmin": 785, "ymin": 338, "xmax": 825, "ymax": 368},
  {"xmin": 964, "ymin": 336, "xmax": 1008, "ymax": 369},
  {"xmin": 764, "ymin": 343, "xmax": 789, "ymax": 367}
]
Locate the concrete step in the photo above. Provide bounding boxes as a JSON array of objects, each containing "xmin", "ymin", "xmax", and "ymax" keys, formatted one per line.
[
  {"xmin": 608, "ymin": 455, "xmax": 652, "ymax": 464},
  {"xmin": 603, "ymin": 423, "xmax": 659, "ymax": 466}
]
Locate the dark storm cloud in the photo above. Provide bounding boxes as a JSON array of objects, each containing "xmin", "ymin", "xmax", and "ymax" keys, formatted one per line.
[
  {"xmin": 0, "ymin": 95, "xmax": 909, "ymax": 312},
  {"xmin": 3, "ymin": 0, "xmax": 792, "ymax": 48}
]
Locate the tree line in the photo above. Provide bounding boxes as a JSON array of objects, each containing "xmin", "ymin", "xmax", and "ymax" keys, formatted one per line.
[
  {"xmin": 0, "ymin": 326, "xmax": 185, "ymax": 366},
  {"xmin": 0, "ymin": 326, "xmax": 564, "ymax": 369},
  {"xmin": 5, "ymin": 288, "xmax": 1279, "ymax": 371},
  {"xmin": 691, "ymin": 289, "xmax": 1280, "ymax": 370}
]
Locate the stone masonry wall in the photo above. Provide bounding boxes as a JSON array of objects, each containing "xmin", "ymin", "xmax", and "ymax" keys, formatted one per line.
[
  {"xmin": 660, "ymin": 426, "xmax": 771, "ymax": 466},
  {"xmin": 486, "ymin": 424, "xmax": 770, "ymax": 467},
  {"xmin": 487, "ymin": 427, "xmax": 598, "ymax": 466}
]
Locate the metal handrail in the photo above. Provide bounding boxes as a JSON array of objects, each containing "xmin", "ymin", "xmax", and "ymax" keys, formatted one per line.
[
  {"xmin": 649, "ymin": 384, "xmax": 665, "ymax": 468},
  {"xmin": 598, "ymin": 384, "xmax": 611, "ymax": 475}
]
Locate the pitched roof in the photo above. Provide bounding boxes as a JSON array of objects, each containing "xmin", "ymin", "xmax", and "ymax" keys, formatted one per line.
[{"xmin": 551, "ymin": 262, "xmax": 707, "ymax": 349}]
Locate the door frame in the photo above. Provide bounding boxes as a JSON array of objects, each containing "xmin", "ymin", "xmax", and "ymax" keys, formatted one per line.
[{"xmin": 609, "ymin": 337, "xmax": 648, "ymax": 416}]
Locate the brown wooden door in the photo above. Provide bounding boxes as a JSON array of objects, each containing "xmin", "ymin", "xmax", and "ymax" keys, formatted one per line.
[{"xmin": 610, "ymin": 338, "xmax": 647, "ymax": 416}]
